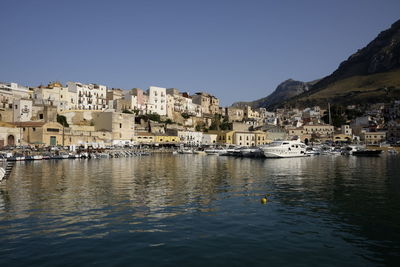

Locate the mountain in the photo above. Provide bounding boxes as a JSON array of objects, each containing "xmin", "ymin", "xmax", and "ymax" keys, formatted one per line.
[
  {"xmin": 232, "ymin": 79, "xmax": 318, "ymax": 109},
  {"xmin": 233, "ymin": 19, "xmax": 400, "ymax": 109},
  {"xmin": 286, "ymin": 19, "xmax": 400, "ymax": 107}
]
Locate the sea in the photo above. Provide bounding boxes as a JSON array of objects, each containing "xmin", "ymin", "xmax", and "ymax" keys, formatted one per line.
[{"xmin": 0, "ymin": 154, "xmax": 399, "ymax": 266}]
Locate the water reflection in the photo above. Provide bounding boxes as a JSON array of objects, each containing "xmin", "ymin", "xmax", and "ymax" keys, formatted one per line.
[{"xmin": 0, "ymin": 154, "xmax": 399, "ymax": 266}]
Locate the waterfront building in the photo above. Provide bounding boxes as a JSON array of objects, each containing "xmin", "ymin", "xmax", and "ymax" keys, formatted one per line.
[
  {"xmin": 135, "ymin": 132, "xmax": 155, "ymax": 144},
  {"xmin": 202, "ymin": 133, "xmax": 217, "ymax": 145},
  {"xmin": 176, "ymin": 131, "xmax": 203, "ymax": 146},
  {"xmin": 63, "ymin": 126, "xmax": 112, "ymax": 148},
  {"xmin": 303, "ymin": 123, "xmax": 334, "ymax": 137},
  {"xmin": 13, "ymin": 121, "xmax": 64, "ymax": 146},
  {"xmin": 0, "ymin": 122, "xmax": 21, "ymax": 147},
  {"xmin": 209, "ymin": 130, "xmax": 235, "ymax": 145},
  {"xmin": 93, "ymin": 112, "xmax": 135, "ymax": 146},
  {"xmin": 154, "ymin": 134, "xmax": 179, "ymax": 144},
  {"xmin": 333, "ymin": 134, "xmax": 352, "ymax": 143},
  {"xmin": 233, "ymin": 131, "xmax": 256, "ymax": 146},
  {"xmin": 363, "ymin": 131, "xmax": 386, "ymax": 145},
  {"xmin": 254, "ymin": 131, "xmax": 270, "ymax": 146}
]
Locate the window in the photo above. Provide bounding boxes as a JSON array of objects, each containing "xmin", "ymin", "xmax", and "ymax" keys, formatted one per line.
[
  {"xmin": 39, "ymin": 114, "xmax": 43, "ymax": 119},
  {"xmin": 47, "ymin": 128, "xmax": 60, "ymax": 132},
  {"xmin": 33, "ymin": 128, "xmax": 36, "ymax": 132},
  {"xmin": 119, "ymin": 123, "xmax": 122, "ymax": 128},
  {"xmin": 15, "ymin": 105, "xmax": 18, "ymax": 109}
]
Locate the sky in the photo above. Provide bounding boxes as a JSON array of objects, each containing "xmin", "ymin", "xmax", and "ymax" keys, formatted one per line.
[{"xmin": 1, "ymin": 0, "xmax": 399, "ymax": 106}]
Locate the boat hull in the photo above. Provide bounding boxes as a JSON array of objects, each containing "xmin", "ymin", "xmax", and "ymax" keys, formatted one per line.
[{"xmin": 263, "ymin": 151, "xmax": 309, "ymax": 158}]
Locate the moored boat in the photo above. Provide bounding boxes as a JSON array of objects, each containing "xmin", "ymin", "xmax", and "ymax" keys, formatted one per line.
[
  {"xmin": 352, "ymin": 149, "xmax": 382, "ymax": 156},
  {"xmin": 260, "ymin": 140, "xmax": 308, "ymax": 158}
]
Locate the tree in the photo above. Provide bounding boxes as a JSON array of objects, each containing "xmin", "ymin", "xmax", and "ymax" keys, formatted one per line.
[
  {"xmin": 181, "ymin": 113, "xmax": 190, "ymax": 119},
  {"xmin": 57, "ymin": 114, "xmax": 69, "ymax": 127},
  {"xmin": 147, "ymin": 113, "xmax": 161, "ymax": 122},
  {"xmin": 209, "ymin": 114, "xmax": 222, "ymax": 131}
]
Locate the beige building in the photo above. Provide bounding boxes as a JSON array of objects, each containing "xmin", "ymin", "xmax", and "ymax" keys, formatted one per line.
[
  {"xmin": 209, "ymin": 130, "xmax": 235, "ymax": 145},
  {"xmin": 233, "ymin": 131, "xmax": 256, "ymax": 146},
  {"xmin": 364, "ymin": 131, "xmax": 386, "ymax": 145},
  {"xmin": 243, "ymin": 106, "xmax": 260, "ymax": 120},
  {"xmin": 0, "ymin": 122, "xmax": 21, "ymax": 147},
  {"xmin": 93, "ymin": 112, "xmax": 135, "ymax": 145},
  {"xmin": 225, "ymin": 107, "xmax": 244, "ymax": 122},
  {"xmin": 13, "ymin": 121, "xmax": 64, "ymax": 146},
  {"xmin": 135, "ymin": 132, "xmax": 155, "ymax": 144},
  {"xmin": 33, "ymin": 82, "xmax": 72, "ymax": 111},
  {"xmin": 63, "ymin": 127, "xmax": 113, "ymax": 147},
  {"xmin": 254, "ymin": 131, "xmax": 270, "ymax": 145}
]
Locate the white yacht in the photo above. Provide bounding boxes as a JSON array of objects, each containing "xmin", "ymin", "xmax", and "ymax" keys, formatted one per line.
[{"xmin": 260, "ymin": 141, "xmax": 308, "ymax": 158}]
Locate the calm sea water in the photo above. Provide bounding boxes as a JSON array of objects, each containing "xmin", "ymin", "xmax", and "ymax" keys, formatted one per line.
[{"xmin": 0, "ymin": 154, "xmax": 399, "ymax": 266}]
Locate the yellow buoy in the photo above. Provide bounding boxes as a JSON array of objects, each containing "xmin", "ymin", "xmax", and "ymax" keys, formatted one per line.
[{"xmin": 261, "ymin": 197, "xmax": 268, "ymax": 204}]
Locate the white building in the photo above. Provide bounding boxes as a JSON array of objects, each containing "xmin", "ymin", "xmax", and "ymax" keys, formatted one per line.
[
  {"xmin": 67, "ymin": 82, "xmax": 108, "ymax": 111},
  {"xmin": 177, "ymin": 131, "xmax": 203, "ymax": 146},
  {"xmin": 147, "ymin": 86, "xmax": 167, "ymax": 116},
  {"xmin": 13, "ymin": 99, "xmax": 33, "ymax": 122},
  {"xmin": 0, "ymin": 82, "xmax": 31, "ymax": 109},
  {"xmin": 33, "ymin": 82, "xmax": 71, "ymax": 112}
]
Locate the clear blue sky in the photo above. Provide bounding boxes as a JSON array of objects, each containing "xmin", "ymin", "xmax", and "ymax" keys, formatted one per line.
[{"xmin": 1, "ymin": 0, "xmax": 399, "ymax": 106}]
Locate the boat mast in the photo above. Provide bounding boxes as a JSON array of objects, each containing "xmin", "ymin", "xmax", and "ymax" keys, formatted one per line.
[{"xmin": 328, "ymin": 103, "xmax": 332, "ymax": 125}]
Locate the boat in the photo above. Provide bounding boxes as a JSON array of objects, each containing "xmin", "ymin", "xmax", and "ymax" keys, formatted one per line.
[
  {"xmin": 178, "ymin": 149, "xmax": 193, "ymax": 154},
  {"xmin": 0, "ymin": 167, "xmax": 5, "ymax": 181},
  {"xmin": 193, "ymin": 150, "xmax": 206, "ymax": 155},
  {"xmin": 305, "ymin": 147, "xmax": 321, "ymax": 156},
  {"xmin": 204, "ymin": 148, "xmax": 227, "ymax": 155},
  {"xmin": 352, "ymin": 149, "xmax": 382, "ymax": 156},
  {"xmin": 260, "ymin": 140, "xmax": 308, "ymax": 158}
]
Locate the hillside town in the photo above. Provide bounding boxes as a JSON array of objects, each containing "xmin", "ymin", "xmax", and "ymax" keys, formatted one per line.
[{"xmin": 0, "ymin": 80, "xmax": 399, "ymax": 150}]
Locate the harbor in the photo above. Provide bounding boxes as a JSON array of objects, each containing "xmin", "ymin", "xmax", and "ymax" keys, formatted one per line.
[{"xmin": 1, "ymin": 153, "xmax": 399, "ymax": 266}]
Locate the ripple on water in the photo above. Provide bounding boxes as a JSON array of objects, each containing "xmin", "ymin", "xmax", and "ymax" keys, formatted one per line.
[{"xmin": 0, "ymin": 155, "xmax": 399, "ymax": 266}]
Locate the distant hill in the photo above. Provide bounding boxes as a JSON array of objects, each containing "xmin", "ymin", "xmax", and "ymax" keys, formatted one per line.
[
  {"xmin": 233, "ymin": 19, "xmax": 400, "ymax": 110},
  {"xmin": 232, "ymin": 79, "xmax": 318, "ymax": 109}
]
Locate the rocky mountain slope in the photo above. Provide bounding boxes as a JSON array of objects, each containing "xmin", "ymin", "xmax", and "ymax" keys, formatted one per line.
[
  {"xmin": 233, "ymin": 19, "xmax": 400, "ymax": 110},
  {"xmin": 232, "ymin": 79, "xmax": 318, "ymax": 109}
]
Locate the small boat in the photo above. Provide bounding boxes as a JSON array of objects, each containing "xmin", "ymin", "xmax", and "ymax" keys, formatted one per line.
[
  {"xmin": 178, "ymin": 149, "xmax": 193, "ymax": 154},
  {"xmin": 352, "ymin": 149, "xmax": 382, "ymax": 156},
  {"xmin": 204, "ymin": 148, "xmax": 227, "ymax": 155}
]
